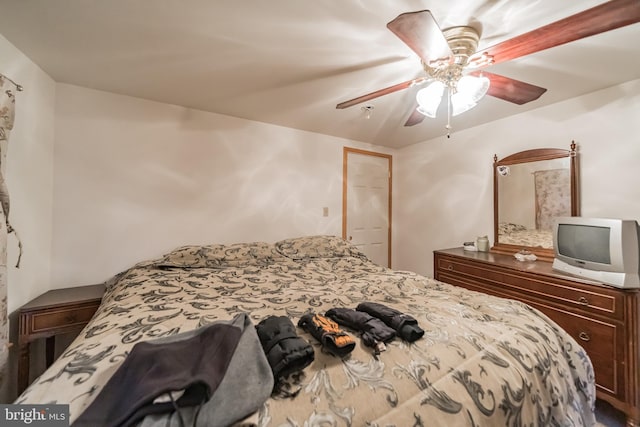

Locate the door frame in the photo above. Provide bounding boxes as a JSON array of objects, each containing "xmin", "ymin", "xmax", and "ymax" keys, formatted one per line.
[{"xmin": 342, "ymin": 147, "xmax": 393, "ymax": 267}]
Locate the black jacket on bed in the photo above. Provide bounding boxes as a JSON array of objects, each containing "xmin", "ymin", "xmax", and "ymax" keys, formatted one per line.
[
  {"xmin": 324, "ymin": 307, "xmax": 395, "ymax": 349},
  {"xmin": 255, "ymin": 315, "xmax": 315, "ymax": 382},
  {"xmin": 73, "ymin": 313, "xmax": 273, "ymax": 427},
  {"xmin": 356, "ymin": 302, "xmax": 424, "ymax": 342}
]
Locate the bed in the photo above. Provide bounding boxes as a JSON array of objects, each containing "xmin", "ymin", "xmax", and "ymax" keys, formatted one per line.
[
  {"xmin": 16, "ymin": 235, "xmax": 596, "ymax": 426},
  {"xmin": 498, "ymin": 222, "xmax": 554, "ymax": 249}
]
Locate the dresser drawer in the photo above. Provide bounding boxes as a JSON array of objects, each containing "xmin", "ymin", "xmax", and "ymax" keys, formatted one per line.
[
  {"xmin": 532, "ymin": 303, "xmax": 624, "ymax": 398},
  {"xmin": 438, "ymin": 269, "xmax": 625, "ymax": 400},
  {"xmin": 436, "ymin": 256, "xmax": 623, "ymax": 319},
  {"xmin": 434, "ymin": 248, "xmax": 640, "ymax": 423},
  {"xmin": 28, "ymin": 305, "xmax": 98, "ymax": 334}
]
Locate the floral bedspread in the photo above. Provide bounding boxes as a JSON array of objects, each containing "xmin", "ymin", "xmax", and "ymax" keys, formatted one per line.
[
  {"xmin": 17, "ymin": 236, "xmax": 595, "ymax": 426},
  {"xmin": 499, "ymin": 227, "xmax": 554, "ymax": 249}
]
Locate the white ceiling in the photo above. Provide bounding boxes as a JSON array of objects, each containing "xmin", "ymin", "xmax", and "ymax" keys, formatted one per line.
[{"xmin": 1, "ymin": 0, "xmax": 639, "ymax": 148}]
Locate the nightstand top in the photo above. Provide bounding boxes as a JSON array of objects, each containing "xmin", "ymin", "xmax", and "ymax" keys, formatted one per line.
[{"xmin": 20, "ymin": 284, "xmax": 105, "ymax": 312}]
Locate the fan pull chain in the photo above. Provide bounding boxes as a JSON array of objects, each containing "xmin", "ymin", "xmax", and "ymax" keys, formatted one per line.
[{"xmin": 446, "ymin": 87, "xmax": 452, "ymax": 138}]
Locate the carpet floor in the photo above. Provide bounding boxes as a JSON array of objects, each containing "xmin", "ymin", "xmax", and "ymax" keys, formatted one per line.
[{"xmin": 595, "ymin": 399, "xmax": 627, "ymax": 427}]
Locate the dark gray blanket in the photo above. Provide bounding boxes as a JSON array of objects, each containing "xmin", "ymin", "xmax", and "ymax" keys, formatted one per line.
[{"xmin": 73, "ymin": 313, "xmax": 272, "ymax": 427}]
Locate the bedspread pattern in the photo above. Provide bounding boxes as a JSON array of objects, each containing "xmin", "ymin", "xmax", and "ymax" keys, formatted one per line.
[
  {"xmin": 499, "ymin": 226, "xmax": 554, "ymax": 249},
  {"xmin": 17, "ymin": 237, "xmax": 596, "ymax": 426}
]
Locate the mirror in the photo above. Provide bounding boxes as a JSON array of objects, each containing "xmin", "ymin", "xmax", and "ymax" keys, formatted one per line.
[{"xmin": 492, "ymin": 142, "xmax": 578, "ymax": 262}]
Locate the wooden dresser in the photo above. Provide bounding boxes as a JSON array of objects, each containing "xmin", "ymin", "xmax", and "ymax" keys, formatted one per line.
[{"xmin": 434, "ymin": 247, "xmax": 640, "ymax": 426}]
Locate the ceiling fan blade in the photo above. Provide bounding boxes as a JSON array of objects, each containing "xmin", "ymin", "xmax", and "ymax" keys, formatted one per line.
[
  {"xmin": 387, "ymin": 10, "xmax": 453, "ymax": 64},
  {"xmin": 336, "ymin": 77, "xmax": 427, "ymax": 109},
  {"xmin": 473, "ymin": 71, "xmax": 547, "ymax": 105},
  {"xmin": 471, "ymin": 0, "xmax": 640, "ymax": 67},
  {"xmin": 404, "ymin": 106, "xmax": 425, "ymax": 126}
]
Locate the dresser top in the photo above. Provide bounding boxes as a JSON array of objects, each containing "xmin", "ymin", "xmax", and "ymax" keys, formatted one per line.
[{"xmin": 435, "ymin": 247, "xmax": 614, "ymax": 288}]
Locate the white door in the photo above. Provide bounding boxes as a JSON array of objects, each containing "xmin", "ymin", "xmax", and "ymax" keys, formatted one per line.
[{"xmin": 343, "ymin": 148, "xmax": 391, "ymax": 267}]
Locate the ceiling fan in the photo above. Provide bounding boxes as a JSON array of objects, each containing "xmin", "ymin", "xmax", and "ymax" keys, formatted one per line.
[{"xmin": 336, "ymin": 0, "xmax": 640, "ymax": 134}]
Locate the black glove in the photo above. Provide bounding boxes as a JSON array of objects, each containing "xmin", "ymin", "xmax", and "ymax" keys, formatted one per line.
[
  {"xmin": 297, "ymin": 313, "xmax": 356, "ymax": 358},
  {"xmin": 256, "ymin": 315, "xmax": 314, "ymax": 381},
  {"xmin": 356, "ymin": 302, "xmax": 424, "ymax": 342},
  {"xmin": 325, "ymin": 307, "xmax": 395, "ymax": 351}
]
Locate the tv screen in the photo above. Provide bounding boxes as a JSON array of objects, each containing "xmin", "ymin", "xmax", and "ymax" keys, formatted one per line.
[
  {"xmin": 553, "ymin": 217, "xmax": 640, "ymax": 288},
  {"xmin": 557, "ymin": 224, "xmax": 611, "ymax": 264}
]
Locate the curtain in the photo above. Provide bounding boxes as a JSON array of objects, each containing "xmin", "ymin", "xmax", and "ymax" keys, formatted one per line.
[
  {"xmin": 534, "ymin": 168, "xmax": 571, "ymax": 231},
  {"xmin": 0, "ymin": 74, "xmax": 17, "ymax": 400}
]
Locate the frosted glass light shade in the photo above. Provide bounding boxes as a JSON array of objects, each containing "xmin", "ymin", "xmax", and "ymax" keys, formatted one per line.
[
  {"xmin": 415, "ymin": 75, "xmax": 490, "ymax": 118},
  {"xmin": 451, "ymin": 75, "xmax": 490, "ymax": 116},
  {"xmin": 416, "ymin": 81, "xmax": 445, "ymax": 118}
]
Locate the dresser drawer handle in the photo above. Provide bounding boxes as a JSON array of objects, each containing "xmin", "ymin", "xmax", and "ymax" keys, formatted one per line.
[
  {"xmin": 447, "ymin": 265, "xmax": 454, "ymax": 271},
  {"xmin": 578, "ymin": 331, "xmax": 591, "ymax": 342},
  {"xmin": 577, "ymin": 296, "xmax": 589, "ymax": 306},
  {"xmin": 64, "ymin": 314, "xmax": 78, "ymax": 323}
]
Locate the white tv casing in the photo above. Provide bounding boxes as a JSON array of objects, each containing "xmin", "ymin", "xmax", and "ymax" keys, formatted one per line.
[{"xmin": 552, "ymin": 217, "xmax": 640, "ymax": 288}]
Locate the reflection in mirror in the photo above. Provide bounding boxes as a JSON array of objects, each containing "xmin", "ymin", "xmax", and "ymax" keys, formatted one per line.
[
  {"xmin": 498, "ymin": 157, "xmax": 571, "ymax": 249},
  {"xmin": 492, "ymin": 143, "xmax": 578, "ymax": 262}
]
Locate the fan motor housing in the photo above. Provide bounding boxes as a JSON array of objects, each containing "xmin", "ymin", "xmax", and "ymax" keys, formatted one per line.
[{"xmin": 442, "ymin": 26, "xmax": 481, "ymax": 65}]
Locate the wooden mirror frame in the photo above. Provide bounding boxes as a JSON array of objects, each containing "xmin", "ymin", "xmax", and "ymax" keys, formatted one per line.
[{"xmin": 492, "ymin": 141, "xmax": 578, "ymax": 262}]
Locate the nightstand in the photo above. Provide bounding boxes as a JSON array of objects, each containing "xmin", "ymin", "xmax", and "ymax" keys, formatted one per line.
[{"xmin": 17, "ymin": 284, "xmax": 105, "ymax": 394}]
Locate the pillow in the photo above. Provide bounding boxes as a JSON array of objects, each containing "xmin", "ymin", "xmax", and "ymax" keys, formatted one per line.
[
  {"xmin": 275, "ymin": 235, "xmax": 365, "ymax": 260},
  {"xmin": 157, "ymin": 242, "xmax": 288, "ymax": 268},
  {"xmin": 499, "ymin": 222, "xmax": 528, "ymax": 235}
]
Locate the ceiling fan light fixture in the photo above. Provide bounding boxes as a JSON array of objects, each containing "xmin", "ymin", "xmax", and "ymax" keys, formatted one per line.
[
  {"xmin": 451, "ymin": 97, "xmax": 478, "ymax": 117},
  {"xmin": 416, "ymin": 81, "xmax": 445, "ymax": 118},
  {"xmin": 416, "ymin": 75, "xmax": 489, "ymax": 118},
  {"xmin": 451, "ymin": 75, "xmax": 490, "ymax": 116}
]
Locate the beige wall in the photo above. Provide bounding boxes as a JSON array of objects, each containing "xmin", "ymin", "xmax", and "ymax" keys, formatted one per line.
[
  {"xmin": 52, "ymin": 84, "xmax": 393, "ymax": 288},
  {"xmin": 0, "ymin": 34, "xmax": 55, "ymax": 403},
  {"xmin": 0, "ymin": 35, "xmax": 55, "ymax": 316},
  {"xmin": 394, "ymin": 78, "xmax": 640, "ymax": 276}
]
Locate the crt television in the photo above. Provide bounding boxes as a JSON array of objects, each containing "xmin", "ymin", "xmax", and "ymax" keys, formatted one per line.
[{"xmin": 552, "ymin": 217, "xmax": 640, "ymax": 288}]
